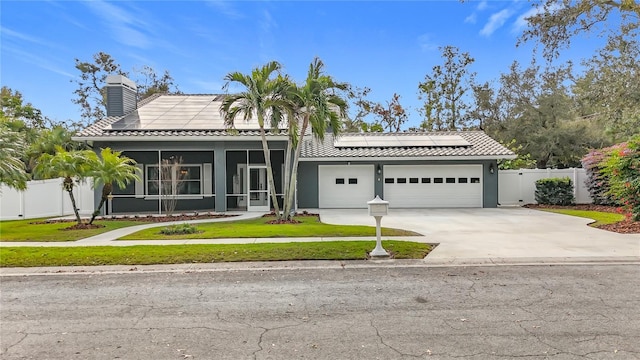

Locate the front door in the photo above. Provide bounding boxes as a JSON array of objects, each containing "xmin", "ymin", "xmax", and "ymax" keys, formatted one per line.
[{"xmin": 248, "ymin": 166, "xmax": 270, "ymax": 212}]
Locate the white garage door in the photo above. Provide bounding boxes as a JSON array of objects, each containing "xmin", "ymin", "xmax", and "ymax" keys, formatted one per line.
[
  {"xmin": 319, "ymin": 165, "xmax": 374, "ymax": 208},
  {"xmin": 383, "ymin": 165, "xmax": 483, "ymax": 208}
]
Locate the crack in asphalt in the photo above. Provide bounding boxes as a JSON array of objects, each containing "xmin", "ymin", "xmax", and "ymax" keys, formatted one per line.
[{"xmin": 1, "ymin": 332, "xmax": 28, "ymax": 354}]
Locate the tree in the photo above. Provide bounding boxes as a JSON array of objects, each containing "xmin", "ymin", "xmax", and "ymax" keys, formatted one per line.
[
  {"xmin": 573, "ymin": 35, "xmax": 640, "ymax": 141},
  {"xmin": 371, "ymin": 93, "xmax": 408, "ymax": 132},
  {"xmin": 419, "ymin": 46, "xmax": 476, "ymax": 131},
  {"xmin": 342, "ymin": 85, "xmax": 383, "ymax": 133},
  {"xmin": 73, "ymin": 52, "xmax": 126, "ymax": 125},
  {"xmin": 220, "ymin": 61, "xmax": 291, "ymax": 219},
  {"xmin": 519, "ymin": 0, "xmax": 640, "ymax": 61},
  {"xmin": 471, "ymin": 61, "xmax": 606, "ymax": 168},
  {"xmin": 131, "ymin": 65, "xmax": 179, "ymax": 101},
  {"xmin": 0, "ymin": 125, "xmax": 29, "ymax": 191},
  {"xmin": 1, "ymin": 86, "xmax": 47, "ymax": 129},
  {"xmin": 88, "ymin": 148, "xmax": 140, "ymax": 224},
  {"xmin": 26, "ymin": 126, "xmax": 84, "ymax": 175},
  {"xmin": 283, "ymin": 57, "xmax": 348, "ymax": 219},
  {"xmin": 34, "ymin": 147, "xmax": 95, "ymax": 225},
  {"xmin": 73, "ymin": 52, "xmax": 179, "ymax": 126}
]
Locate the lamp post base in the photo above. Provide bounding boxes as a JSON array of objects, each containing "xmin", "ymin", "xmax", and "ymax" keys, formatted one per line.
[
  {"xmin": 370, "ymin": 247, "xmax": 390, "ymax": 257},
  {"xmin": 371, "ymin": 216, "xmax": 389, "ymax": 258}
]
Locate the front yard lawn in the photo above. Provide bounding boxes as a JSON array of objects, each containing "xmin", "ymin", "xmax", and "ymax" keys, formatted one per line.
[
  {"xmin": 0, "ymin": 219, "xmax": 142, "ymax": 242},
  {"xmin": 0, "ymin": 241, "xmax": 432, "ymax": 267},
  {"xmin": 119, "ymin": 215, "xmax": 421, "ymax": 240},
  {"xmin": 538, "ymin": 208, "xmax": 625, "ymax": 227}
]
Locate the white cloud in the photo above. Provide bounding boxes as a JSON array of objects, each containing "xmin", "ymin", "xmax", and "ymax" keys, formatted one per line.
[
  {"xmin": 1, "ymin": 26, "xmax": 53, "ymax": 47},
  {"xmin": 480, "ymin": 9, "xmax": 513, "ymax": 37},
  {"xmin": 512, "ymin": 3, "xmax": 562, "ymax": 33},
  {"xmin": 206, "ymin": 0, "xmax": 243, "ymax": 20},
  {"xmin": 3, "ymin": 44, "xmax": 75, "ymax": 78},
  {"xmin": 418, "ymin": 34, "xmax": 438, "ymax": 52},
  {"xmin": 83, "ymin": 1, "xmax": 152, "ymax": 49},
  {"xmin": 477, "ymin": 0, "xmax": 488, "ymax": 11},
  {"xmin": 464, "ymin": 13, "xmax": 477, "ymax": 24}
]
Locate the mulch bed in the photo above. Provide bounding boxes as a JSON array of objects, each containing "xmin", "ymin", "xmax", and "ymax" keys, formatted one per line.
[
  {"xmin": 262, "ymin": 211, "xmax": 318, "ymax": 224},
  {"xmin": 524, "ymin": 204, "xmax": 640, "ymax": 234},
  {"xmin": 31, "ymin": 213, "xmax": 238, "ymax": 229}
]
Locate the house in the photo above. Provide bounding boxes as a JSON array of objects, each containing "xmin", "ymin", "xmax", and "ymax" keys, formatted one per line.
[{"xmin": 73, "ymin": 75, "xmax": 515, "ymax": 214}]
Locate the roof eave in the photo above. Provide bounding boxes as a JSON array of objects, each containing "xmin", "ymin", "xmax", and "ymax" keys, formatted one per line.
[
  {"xmin": 72, "ymin": 135, "xmax": 289, "ymax": 142},
  {"xmin": 299, "ymin": 155, "xmax": 518, "ymax": 162}
]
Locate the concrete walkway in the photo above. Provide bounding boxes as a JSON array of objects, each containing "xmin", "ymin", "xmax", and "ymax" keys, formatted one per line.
[{"xmin": 1, "ymin": 207, "xmax": 639, "ymax": 266}]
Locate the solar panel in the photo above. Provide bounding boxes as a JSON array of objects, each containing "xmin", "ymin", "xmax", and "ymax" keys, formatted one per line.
[
  {"xmin": 334, "ymin": 135, "xmax": 471, "ymax": 148},
  {"xmin": 107, "ymin": 95, "xmax": 287, "ymax": 131}
]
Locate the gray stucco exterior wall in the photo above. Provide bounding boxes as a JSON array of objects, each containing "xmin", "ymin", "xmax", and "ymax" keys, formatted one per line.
[
  {"xmin": 90, "ymin": 140, "xmax": 287, "ymax": 214},
  {"xmin": 297, "ymin": 159, "xmax": 500, "ymax": 208}
]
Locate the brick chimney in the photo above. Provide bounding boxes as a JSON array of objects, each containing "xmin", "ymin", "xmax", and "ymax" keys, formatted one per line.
[{"xmin": 105, "ymin": 75, "xmax": 137, "ymax": 117}]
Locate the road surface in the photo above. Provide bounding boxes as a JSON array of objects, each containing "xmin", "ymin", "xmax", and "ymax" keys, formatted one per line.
[{"xmin": 2, "ymin": 264, "xmax": 639, "ymax": 359}]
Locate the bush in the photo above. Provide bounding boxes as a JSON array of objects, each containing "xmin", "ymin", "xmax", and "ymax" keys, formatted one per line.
[
  {"xmin": 581, "ymin": 146, "xmax": 622, "ymax": 206},
  {"xmin": 535, "ymin": 177, "xmax": 576, "ymax": 205},
  {"xmin": 160, "ymin": 223, "xmax": 200, "ymax": 235},
  {"xmin": 600, "ymin": 136, "xmax": 640, "ymax": 221}
]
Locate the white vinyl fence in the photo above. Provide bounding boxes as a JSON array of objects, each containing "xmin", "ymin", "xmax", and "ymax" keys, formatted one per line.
[
  {"xmin": 498, "ymin": 168, "xmax": 592, "ymax": 206},
  {"xmin": 0, "ymin": 178, "xmax": 94, "ymax": 220}
]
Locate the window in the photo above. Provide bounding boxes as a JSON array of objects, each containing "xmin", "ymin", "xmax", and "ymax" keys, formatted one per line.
[
  {"xmin": 385, "ymin": 178, "xmax": 395, "ymax": 184},
  {"xmin": 335, "ymin": 178, "xmax": 345, "ymax": 184},
  {"xmin": 348, "ymin": 178, "xmax": 358, "ymax": 184},
  {"xmin": 458, "ymin": 177, "xmax": 468, "ymax": 183},
  {"xmin": 147, "ymin": 164, "xmax": 202, "ymax": 195},
  {"xmin": 471, "ymin": 177, "xmax": 480, "ymax": 183},
  {"xmin": 421, "ymin": 178, "xmax": 431, "ymax": 183},
  {"xmin": 409, "ymin": 178, "xmax": 419, "ymax": 184},
  {"xmin": 446, "ymin": 178, "xmax": 456, "ymax": 184},
  {"xmin": 397, "ymin": 178, "xmax": 407, "ymax": 184},
  {"xmin": 434, "ymin": 178, "xmax": 443, "ymax": 183}
]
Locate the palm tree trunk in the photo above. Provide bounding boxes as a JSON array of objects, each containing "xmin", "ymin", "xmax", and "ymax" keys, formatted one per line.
[
  {"xmin": 259, "ymin": 127, "xmax": 282, "ymax": 219},
  {"xmin": 282, "ymin": 138, "xmax": 293, "ymax": 217},
  {"xmin": 63, "ymin": 176, "xmax": 82, "ymax": 224},
  {"xmin": 284, "ymin": 115, "xmax": 309, "ymax": 220},
  {"xmin": 89, "ymin": 183, "xmax": 112, "ymax": 225}
]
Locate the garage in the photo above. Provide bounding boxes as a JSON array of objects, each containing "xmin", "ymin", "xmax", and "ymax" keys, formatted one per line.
[
  {"xmin": 318, "ymin": 165, "xmax": 374, "ymax": 208},
  {"xmin": 383, "ymin": 165, "xmax": 483, "ymax": 208}
]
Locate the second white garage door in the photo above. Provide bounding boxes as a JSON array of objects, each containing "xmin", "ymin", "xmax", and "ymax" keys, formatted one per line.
[
  {"xmin": 383, "ymin": 165, "xmax": 483, "ymax": 208},
  {"xmin": 318, "ymin": 165, "xmax": 374, "ymax": 208}
]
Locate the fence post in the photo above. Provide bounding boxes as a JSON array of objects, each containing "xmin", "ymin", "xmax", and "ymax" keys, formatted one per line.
[{"xmin": 572, "ymin": 168, "xmax": 578, "ymax": 200}]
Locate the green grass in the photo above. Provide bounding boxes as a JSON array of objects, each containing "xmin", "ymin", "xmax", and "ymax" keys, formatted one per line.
[
  {"xmin": 0, "ymin": 219, "xmax": 142, "ymax": 242},
  {"xmin": 0, "ymin": 241, "xmax": 432, "ymax": 267},
  {"xmin": 120, "ymin": 216, "xmax": 420, "ymax": 240},
  {"xmin": 538, "ymin": 209, "xmax": 625, "ymax": 227}
]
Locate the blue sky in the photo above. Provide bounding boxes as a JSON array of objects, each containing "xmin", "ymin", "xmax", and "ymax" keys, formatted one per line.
[{"xmin": 1, "ymin": 1, "xmax": 606, "ymax": 129}]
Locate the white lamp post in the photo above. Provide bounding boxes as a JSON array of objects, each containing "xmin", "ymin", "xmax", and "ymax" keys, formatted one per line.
[{"xmin": 367, "ymin": 195, "xmax": 390, "ymax": 257}]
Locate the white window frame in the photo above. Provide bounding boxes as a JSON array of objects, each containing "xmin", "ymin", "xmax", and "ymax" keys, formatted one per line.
[{"xmin": 145, "ymin": 163, "xmax": 204, "ymax": 199}]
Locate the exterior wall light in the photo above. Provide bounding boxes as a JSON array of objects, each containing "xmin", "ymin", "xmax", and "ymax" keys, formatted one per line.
[
  {"xmin": 376, "ymin": 164, "xmax": 382, "ymax": 174},
  {"xmin": 489, "ymin": 163, "xmax": 495, "ymax": 174}
]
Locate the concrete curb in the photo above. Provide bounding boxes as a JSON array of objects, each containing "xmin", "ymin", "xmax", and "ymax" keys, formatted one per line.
[{"xmin": 2, "ymin": 256, "xmax": 638, "ymax": 277}]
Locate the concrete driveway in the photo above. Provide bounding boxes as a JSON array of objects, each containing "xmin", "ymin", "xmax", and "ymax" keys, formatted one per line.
[{"xmin": 318, "ymin": 207, "xmax": 640, "ymax": 264}]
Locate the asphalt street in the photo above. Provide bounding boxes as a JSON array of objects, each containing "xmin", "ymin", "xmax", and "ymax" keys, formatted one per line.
[{"xmin": 1, "ymin": 264, "xmax": 639, "ymax": 360}]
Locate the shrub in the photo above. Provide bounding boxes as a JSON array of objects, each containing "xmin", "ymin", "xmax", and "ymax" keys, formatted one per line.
[
  {"xmin": 600, "ymin": 136, "xmax": 640, "ymax": 221},
  {"xmin": 581, "ymin": 147, "xmax": 620, "ymax": 206},
  {"xmin": 535, "ymin": 177, "xmax": 576, "ymax": 205},
  {"xmin": 160, "ymin": 223, "xmax": 200, "ymax": 235}
]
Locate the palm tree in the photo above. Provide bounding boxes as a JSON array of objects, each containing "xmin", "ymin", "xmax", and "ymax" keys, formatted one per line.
[
  {"xmin": 27, "ymin": 126, "xmax": 85, "ymax": 175},
  {"xmin": 88, "ymin": 148, "xmax": 140, "ymax": 224},
  {"xmin": 282, "ymin": 58, "xmax": 348, "ymax": 219},
  {"xmin": 0, "ymin": 125, "xmax": 29, "ymax": 191},
  {"xmin": 34, "ymin": 147, "xmax": 95, "ymax": 225},
  {"xmin": 220, "ymin": 61, "xmax": 293, "ymax": 219}
]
